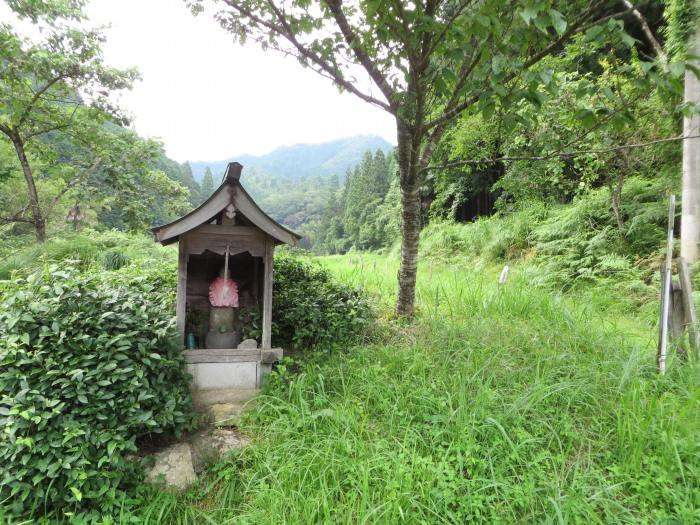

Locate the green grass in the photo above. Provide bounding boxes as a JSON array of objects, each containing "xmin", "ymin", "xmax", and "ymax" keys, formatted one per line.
[{"xmin": 124, "ymin": 253, "xmax": 700, "ymax": 524}]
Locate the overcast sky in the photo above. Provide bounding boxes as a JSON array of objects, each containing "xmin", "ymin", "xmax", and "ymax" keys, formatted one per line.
[{"xmin": 2, "ymin": 0, "xmax": 396, "ymax": 162}]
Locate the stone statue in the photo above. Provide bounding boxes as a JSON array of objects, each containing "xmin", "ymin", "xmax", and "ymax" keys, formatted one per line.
[{"xmin": 205, "ymin": 266, "xmax": 240, "ymax": 349}]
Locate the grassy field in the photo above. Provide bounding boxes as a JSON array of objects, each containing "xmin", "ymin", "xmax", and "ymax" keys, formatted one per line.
[{"xmin": 131, "ymin": 254, "xmax": 700, "ymax": 524}]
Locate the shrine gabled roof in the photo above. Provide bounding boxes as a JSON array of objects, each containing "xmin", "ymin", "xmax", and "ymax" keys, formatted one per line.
[{"xmin": 152, "ymin": 162, "xmax": 301, "ymax": 246}]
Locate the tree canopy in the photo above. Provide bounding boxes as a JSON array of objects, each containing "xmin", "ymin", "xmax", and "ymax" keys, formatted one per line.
[
  {"xmin": 0, "ymin": 0, "xmax": 192, "ymax": 240},
  {"xmin": 190, "ymin": 0, "xmax": 684, "ymax": 315}
]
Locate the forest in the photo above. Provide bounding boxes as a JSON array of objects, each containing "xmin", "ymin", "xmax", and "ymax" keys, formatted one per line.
[{"xmin": 3, "ymin": 0, "xmax": 700, "ymax": 523}]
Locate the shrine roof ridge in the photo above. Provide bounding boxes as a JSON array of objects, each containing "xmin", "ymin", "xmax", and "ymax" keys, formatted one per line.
[{"xmin": 151, "ymin": 161, "xmax": 301, "ymax": 247}]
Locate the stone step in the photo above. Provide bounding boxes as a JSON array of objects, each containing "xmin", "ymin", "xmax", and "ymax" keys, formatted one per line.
[
  {"xmin": 144, "ymin": 388, "xmax": 260, "ymax": 488},
  {"xmin": 144, "ymin": 442, "xmax": 196, "ymax": 489},
  {"xmin": 191, "ymin": 387, "xmax": 259, "ymax": 426},
  {"xmin": 189, "ymin": 427, "xmax": 250, "ymax": 473},
  {"xmin": 145, "ymin": 427, "xmax": 252, "ymax": 486}
]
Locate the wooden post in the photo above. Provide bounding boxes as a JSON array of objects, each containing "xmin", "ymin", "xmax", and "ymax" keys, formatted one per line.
[
  {"xmin": 670, "ymin": 279, "xmax": 688, "ymax": 360},
  {"xmin": 261, "ymin": 235, "xmax": 274, "ymax": 349},
  {"xmin": 176, "ymin": 236, "xmax": 188, "ymax": 347},
  {"xmin": 252, "ymin": 254, "xmax": 260, "ymax": 306},
  {"xmin": 678, "ymin": 256, "xmax": 700, "ymax": 359},
  {"xmin": 658, "ymin": 195, "xmax": 676, "ymax": 374}
]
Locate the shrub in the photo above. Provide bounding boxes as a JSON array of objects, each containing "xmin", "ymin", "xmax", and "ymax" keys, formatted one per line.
[
  {"xmin": 0, "ymin": 230, "xmax": 173, "ymax": 279},
  {"xmin": 101, "ymin": 249, "xmax": 131, "ymax": 270},
  {"xmin": 250, "ymin": 255, "xmax": 373, "ymax": 350},
  {"xmin": 0, "ymin": 264, "xmax": 195, "ymax": 521}
]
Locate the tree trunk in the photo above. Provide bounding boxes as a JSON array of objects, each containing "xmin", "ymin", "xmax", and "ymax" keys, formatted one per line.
[
  {"xmin": 681, "ymin": 18, "xmax": 700, "ymax": 262},
  {"xmin": 10, "ymin": 132, "xmax": 45, "ymax": 242},
  {"xmin": 396, "ymin": 119, "xmax": 421, "ymax": 317},
  {"xmin": 609, "ymin": 155, "xmax": 626, "ymax": 231},
  {"xmin": 609, "ymin": 176, "xmax": 625, "ymax": 232}
]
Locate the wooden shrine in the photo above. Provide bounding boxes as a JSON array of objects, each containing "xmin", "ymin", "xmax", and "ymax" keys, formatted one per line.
[{"xmin": 153, "ymin": 162, "xmax": 300, "ymax": 390}]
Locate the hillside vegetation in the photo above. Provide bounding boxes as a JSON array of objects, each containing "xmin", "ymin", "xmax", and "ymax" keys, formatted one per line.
[
  {"xmin": 1, "ymin": 182, "xmax": 697, "ymax": 522},
  {"xmin": 2, "ymin": 0, "xmax": 700, "ymax": 523},
  {"xmin": 190, "ymin": 136, "xmax": 395, "ymax": 241},
  {"xmin": 121, "ymin": 242, "xmax": 700, "ymax": 524}
]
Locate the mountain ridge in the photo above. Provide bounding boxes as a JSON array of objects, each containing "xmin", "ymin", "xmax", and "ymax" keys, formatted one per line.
[{"xmin": 188, "ymin": 134, "xmax": 393, "ymax": 183}]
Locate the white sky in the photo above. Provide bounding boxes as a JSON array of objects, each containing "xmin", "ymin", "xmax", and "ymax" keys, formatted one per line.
[{"xmin": 2, "ymin": 0, "xmax": 396, "ymax": 162}]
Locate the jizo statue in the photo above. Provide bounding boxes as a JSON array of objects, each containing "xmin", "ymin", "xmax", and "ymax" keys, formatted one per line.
[{"xmin": 206, "ymin": 264, "xmax": 240, "ymax": 349}]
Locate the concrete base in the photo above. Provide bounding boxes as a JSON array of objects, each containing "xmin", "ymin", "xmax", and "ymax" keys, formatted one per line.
[
  {"xmin": 191, "ymin": 387, "xmax": 259, "ymax": 408},
  {"xmin": 184, "ymin": 347, "xmax": 283, "ymax": 390},
  {"xmin": 186, "ymin": 361, "xmax": 258, "ymax": 390}
]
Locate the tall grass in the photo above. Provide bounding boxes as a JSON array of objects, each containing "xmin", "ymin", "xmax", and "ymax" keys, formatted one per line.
[{"xmin": 126, "ymin": 255, "xmax": 699, "ymax": 524}]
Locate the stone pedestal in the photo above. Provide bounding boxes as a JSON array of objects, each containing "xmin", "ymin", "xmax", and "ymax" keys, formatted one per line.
[
  {"xmin": 206, "ymin": 306, "xmax": 239, "ymax": 348},
  {"xmin": 184, "ymin": 346, "xmax": 283, "ymax": 390},
  {"xmin": 205, "ymin": 330, "xmax": 240, "ymax": 349}
]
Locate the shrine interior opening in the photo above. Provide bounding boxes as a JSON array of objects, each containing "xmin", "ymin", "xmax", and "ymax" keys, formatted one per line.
[{"xmin": 184, "ymin": 250, "xmax": 263, "ymax": 349}]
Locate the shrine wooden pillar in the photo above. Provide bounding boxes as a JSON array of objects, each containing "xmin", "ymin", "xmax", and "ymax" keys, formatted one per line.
[
  {"xmin": 176, "ymin": 235, "xmax": 188, "ymax": 345},
  {"xmin": 261, "ymin": 234, "xmax": 274, "ymax": 349}
]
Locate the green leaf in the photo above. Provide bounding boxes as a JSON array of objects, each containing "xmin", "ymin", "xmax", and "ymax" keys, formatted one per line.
[
  {"xmin": 584, "ymin": 25, "xmax": 604, "ymax": 42},
  {"xmin": 621, "ymin": 32, "xmax": 637, "ymax": 48},
  {"xmin": 519, "ymin": 6, "xmax": 538, "ymax": 25},
  {"xmin": 669, "ymin": 61, "xmax": 685, "ymax": 78},
  {"xmin": 492, "ymin": 54, "xmax": 505, "ymax": 75},
  {"xmin": 548, "ymin": 9, "xmax": 566, "ymax": 35},
  {"xmin": 575, "ymin": 108, "xmax": 596, "ymax": 128},
  {"xmin": 70, "ymin": 487, "xmax": 82, "ymax": 502},
  {"xmin": 539, "ymin": 69, "xmax": 553, "ymax": 85}
]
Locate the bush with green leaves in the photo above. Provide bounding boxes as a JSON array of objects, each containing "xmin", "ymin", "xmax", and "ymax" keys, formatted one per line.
[
  {"xmin": 0, "ymin": 264, "xmax": 195, "ymax": 521},
  {"xmin": 250, "ymin": 254, "xmax": 373, "ymax": 350},
  {"xmin": 0, "ymin": 230, "xmax": 173, "ymax": 280},
  {"xmin": 416, "ymin": 202, "xmax": 547, "ymax": 262},
  {"xmin": 101, "ymin": 249, "xmax": 131, "ymax": 270}
]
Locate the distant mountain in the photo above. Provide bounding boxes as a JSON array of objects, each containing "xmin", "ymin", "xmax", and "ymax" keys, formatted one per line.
[{"xmin": 188, "ymin": 134, "xmax": 393, "ymax": 183}]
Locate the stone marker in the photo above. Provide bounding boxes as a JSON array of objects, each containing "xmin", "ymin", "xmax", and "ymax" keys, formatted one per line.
[
  {"xmin": 261, "ymin": 348, "xmax": 283, "ymax": 364},
  {"xmin": 237, "ymin": 338, "xmax": 258, "ymax": 349}
]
